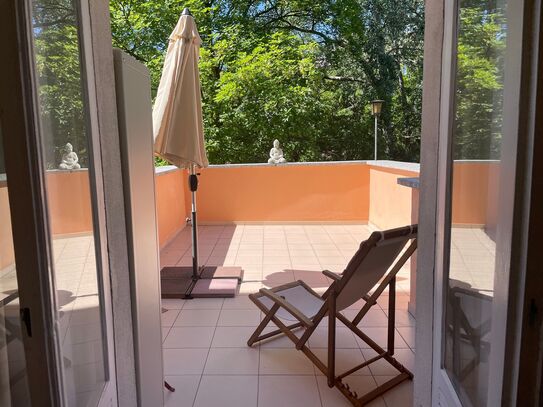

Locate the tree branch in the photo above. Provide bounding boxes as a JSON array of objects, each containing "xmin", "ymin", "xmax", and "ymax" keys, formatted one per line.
[{"xmin": 324, "ymin": 75, "xmax": 364, "ymax": 83}]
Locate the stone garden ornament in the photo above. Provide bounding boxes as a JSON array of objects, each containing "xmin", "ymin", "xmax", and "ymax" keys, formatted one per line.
[
  {"xmin": 268, "ymin": 139, "xmax": 287, "ymax": 164},
  {"xmin": 59, "ymin": 142, "xmax": 81, "ymax": 170}
]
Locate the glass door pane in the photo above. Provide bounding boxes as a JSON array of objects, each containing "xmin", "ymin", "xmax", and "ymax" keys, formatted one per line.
[
  {"xmin": 442, "ymin": 0, "xmax": 508, "ymax": 405},
  {"xmin": 30, "ymin": 0, "xmax": 109, "ymax": 405},
  {"xmin": 0, "ymin": 129, "xmax": 31, "ymax": 406}
]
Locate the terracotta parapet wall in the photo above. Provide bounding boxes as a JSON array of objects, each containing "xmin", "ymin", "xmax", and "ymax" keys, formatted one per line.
[
  {"xmin": 191, "ymin": 161, "xmax": 371, "ymax": 223},
  {"xmin": 0, "ymin": 160, "xmax": 500, "ymax": 265},
  {"xmin": 155, "ymin": 167, "xmax": 187, "ymax": 248},
  {"xmin": 46, "ymin": 170, "xmax": 93, "ymax": 236},
  {"xmin": 368, "ymin": 163, "xmax": 420, "ymax": 230}
]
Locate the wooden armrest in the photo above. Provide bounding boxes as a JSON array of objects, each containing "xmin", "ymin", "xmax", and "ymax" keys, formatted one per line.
[
  {"xmin": 259, "ymin": 288, "xmax": 314, "ymax": 327},
  {"xmin": 322, "ymin": 269, "xmax": 341, "ymax": 281}
]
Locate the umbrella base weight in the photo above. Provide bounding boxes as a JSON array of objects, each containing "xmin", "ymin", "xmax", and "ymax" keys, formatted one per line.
[
  {"xmin": 190, "ymin": 278, "xmax": 238, "ymax": 298},
  {"xmin": 160, "ymin": 266, "xmax": 242, "ymax": 299},
  {"xmin": 200, "ymin": 266, "xmax": 244, "ymax": 282}
]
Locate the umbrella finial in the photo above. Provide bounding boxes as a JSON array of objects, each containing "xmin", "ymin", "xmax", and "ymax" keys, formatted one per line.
[{"xmin": 182, "ymin": 7, "xmax": 192, "ymax": 16}]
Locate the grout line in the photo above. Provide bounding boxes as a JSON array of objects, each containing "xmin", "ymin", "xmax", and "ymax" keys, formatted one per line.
[
  {"xmin": 257, "ymin": 325, "xmax": 261, "ymax": 407},
  {"xmin": 191, "ymin": 303, "xmax": 221, "ymax": 407},
  {"xmin": 313, "ymin": 374, "xmax": 325, "ymax": 407}
]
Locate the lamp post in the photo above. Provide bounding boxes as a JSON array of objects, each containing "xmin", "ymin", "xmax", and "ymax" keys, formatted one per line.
[{"xmin": 371, "ymin": 100, "xmax": 384, "ymax": 160}]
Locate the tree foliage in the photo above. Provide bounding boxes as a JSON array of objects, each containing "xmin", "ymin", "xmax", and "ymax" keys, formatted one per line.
[
  {"xmin": 453, "ymin": 0, "xmax": 506, "ymax": 160},
  {"xmin": 27, "ymin": 0, "xmax": 504, "ymax": 167},
  {"xmin": 110, "ymin": 0, "xmax": 425, "ymax": 163},
  {"xmin": 33, "ymin": 0, "xmax": 90, "ymax": 168}
]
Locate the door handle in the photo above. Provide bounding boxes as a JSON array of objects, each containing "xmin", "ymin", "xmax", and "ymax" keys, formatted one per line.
[{"xmin": 20, "ymin": 307, "xmax": 32, "ymax": 337}]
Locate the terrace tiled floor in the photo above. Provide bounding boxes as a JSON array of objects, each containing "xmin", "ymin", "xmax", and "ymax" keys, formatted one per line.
[
  {"xmin": 160, "ymin": 224, "xmax": 415, "ymax": 407},
  {"xmin": 1, "ymin": 234, "xmax": 105, "ymax": 406}
]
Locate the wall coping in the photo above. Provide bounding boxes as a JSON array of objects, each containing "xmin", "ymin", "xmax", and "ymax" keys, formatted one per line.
[
  {"xmin": 397, "ymin": 177, "xmax": 420, "ymax": 189},
  {"xmin": 3, "ymin": 159, "xmax": 497, "ymax": 180},
  {"xmin": 155, "ymin": 165, "xmax": 181, "ymax": 175},
  {"xmin": 369, "ymin": 161, "xmax": 420, "ymax": 173},
  {"xmin": 47, "ymin": 168, "xmax": 89, "ymax": 173},
  {"xmin": 153, "ymin": 160, "xmax": 421, "ymax": 174}
]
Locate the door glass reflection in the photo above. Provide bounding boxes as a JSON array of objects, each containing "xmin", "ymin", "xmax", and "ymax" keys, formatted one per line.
[
  {"xmin": 0, "ymin": 127, "xmax": 31, "ymax": 405},
  {"xmin": 443, "ymin": 0, "xmax": 507, "ymax": 405},
  {"xmin": 31, "ymin": 0, "xmax": 107, "ymax": 405}
]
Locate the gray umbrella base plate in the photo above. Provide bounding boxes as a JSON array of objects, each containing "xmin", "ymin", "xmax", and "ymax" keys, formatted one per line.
[
  {"xmin": 200, "ymin": 266, "xmax": 244, "ymax": 282},
  {"xmin": 191, "ymin": 278, "xmax": 238, "ymax": 298},
  {"xmin": 160, "ymin": 266, "xmax": 241, "ymax": 299}
]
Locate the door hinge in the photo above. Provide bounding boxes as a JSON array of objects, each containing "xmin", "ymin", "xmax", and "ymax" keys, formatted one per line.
[{"xmin": 20, "ymin": 307, "xmax": 32, "ymax": 337}]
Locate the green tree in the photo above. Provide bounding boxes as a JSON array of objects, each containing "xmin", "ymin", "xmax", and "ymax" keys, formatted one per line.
[
  {"xmin": 453, "ymin": 0, "xmax": 506, "ymax": 159},
  {"xmin": 110, "ymin": 0, "xmax": 425, "ymax": 164},
  {"xmin": 33, "ymin": 0, "xmax": 89, "ymax": 168}
]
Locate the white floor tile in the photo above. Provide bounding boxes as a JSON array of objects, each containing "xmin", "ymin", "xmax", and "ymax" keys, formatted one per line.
[
  {"xmin": 374, "ymin": 375, "xmax": 413, "ymax": 407},
  {"xmin": 309, "ymin": 327, "xmax": 359, "ymax": 349},
  {"xmin": 316, "ymin": 375, "xmax": 386, "ymax": 407},
  {"xmin": 162, "ymin": 349, "xmax": 208, "ymax": 375},
  {"xmin": 204, "ymin": 348, "xmax": 259, "ymax": 374},
  {"xmin": 161, "ymin": 309, "xmax": 180, "ymax": 327},
  {"xmin": 161, "ymin": 299, "xmax": 185, "ymax": 310},
  {"xmin": 311, "ymin": 348, "xmax": 372, "ymax": 376},
  {"xmin": 174, "ymin": 309, "xmax": 221, "ymax": 327},
  {"xmin": 361, "ymin": 348, "xmax": 414, "ymax": 376},
  {"xmin": 217, "ymin": 309, "xmax": 261, "ymax": 326},
  {"xmin": 163, "ymin": 375, "xmax": 200, "ymax": 407},
  {"xmin": 259, "ymin": 375, "xmax": 321, "ymax": 407},
  {"xmin": 259, "ymin": 348, "xmax": 315, "ymax": 375},
  {"xmin": 182, "ymin": 298, "xmax": 224, "ymax": 309},
  {"xmin": 397, "ymin": 326, "xmax": 415, "ymax": 349},
  {"xmin": 211, "ymin": 326, "xmax": 255, "ymax": 347},
  {"xmin": 194, "ymin": 375, "xmax": 258, "ymax": 407},
  {"xmin": 163, "ymin": 327, "xmax": 215, "ymax": 348},
  {"xmin": 354, "ymin": 327, "xmax": 409, "ymax": 349},
  {"xmin": 162, "ymin": 327, "xmax": 170, "ymax": 343},
  {"xmin": 222, "ymin": 295, "xmax": 255, "ymax": 309}
]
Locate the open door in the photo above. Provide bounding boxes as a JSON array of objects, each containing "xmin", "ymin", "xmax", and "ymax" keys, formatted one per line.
[
  {"xmin": 431, "ymin": 0, "xmax": 536, "ymax": 405},
  {"xmin": 0, "ymin": 0, "xmax": 118, "ymax": 405}
]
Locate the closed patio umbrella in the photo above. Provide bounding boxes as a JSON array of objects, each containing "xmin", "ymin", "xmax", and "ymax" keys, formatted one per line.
[
  {"xmin": 153, "ymin": 8, "xmax": 207, "ymax": 169},
  {"xmin": 153, "ymin": 8, "xmax": 241, "ymax": 298}
]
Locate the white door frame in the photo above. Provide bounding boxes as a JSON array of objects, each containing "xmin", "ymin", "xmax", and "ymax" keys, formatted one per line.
[
  {"xmin": 430, "ymin": 0, "xmax": 461, "ymax": 404},
  {"xmin": 0, "ymin": 0, "xmax": 128, "ymax": 404},
  {"xmin": 0, "ymin": 0, "xmax": 64, "ymax": 403},
  {"xmin": 78, "ymin": 0, "xmax": 118, "ymax": 404},
  {"xmin": 428, "ymin": 0, "xmax": 534, "ymax": 405}
]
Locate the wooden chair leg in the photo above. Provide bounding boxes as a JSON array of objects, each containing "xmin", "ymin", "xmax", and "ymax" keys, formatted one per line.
[
  {"xmin": 387, "ymin": 277, "xmax": 396, "ymax": 355},
  {"xmin": 328, "ymin": 293, "xmax": 336, "ymax": 387},
  {"xmin": 247, "ymin": 302, "xmax": 279, "ymax": 346}
]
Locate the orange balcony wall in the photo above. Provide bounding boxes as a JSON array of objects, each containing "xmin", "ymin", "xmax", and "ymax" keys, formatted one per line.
[
  {"xmin": 0, "ymin": 182, "xmax": 15, "ymax": 270},
  {"xmin": 155, "ymin": 167, "xmax": 187, "ymax": 248},
  {"xmin": 46, "ymin": 170, "xmax": 93, "ymax": 236},
  {"xmin": 368, "ymin": 165, "xmax": 419, "ymax": 230},
  {"xmin": 0, "ymin": 160, "xmax": 502, "ymax": 272},
  {"xmin": 451, "ymin": 161, "xmax": 499, "ymax": 228},
  {"xmin": 192, "ymin": 162, "xmax": 370, "ymax": 223}
]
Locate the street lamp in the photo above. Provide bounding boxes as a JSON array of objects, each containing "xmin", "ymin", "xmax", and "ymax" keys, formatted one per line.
[{"xmin": 370, "ymin": 100, "xmax": 384, "ymax": 160}]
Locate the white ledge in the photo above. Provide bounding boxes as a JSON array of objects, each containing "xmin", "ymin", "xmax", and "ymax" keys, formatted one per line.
[
  {"xmin": 153, "ymin": 160, "xmax": 422, "ymax": 173},
  {"xmin": 368, "ymin": 160, "xmax": 420, "ymax": 173},
  {"xmin": 155, "ymin": 165, "xmax": 180, "ymax": 175}
]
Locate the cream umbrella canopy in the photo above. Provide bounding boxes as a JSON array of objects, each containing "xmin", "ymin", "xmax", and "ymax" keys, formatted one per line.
[
  {"xmin": 153, "ymin": 9, "xmax": 240, "ymax": 298},
  {"xmin": 153, "ymin": 8, "xmax": 208, "ymax": 168}
]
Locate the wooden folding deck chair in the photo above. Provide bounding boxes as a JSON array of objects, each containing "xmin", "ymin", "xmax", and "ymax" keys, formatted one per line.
[{"xmin": 247, "ymin": 225, "xmax": 417, "ymax": 406}]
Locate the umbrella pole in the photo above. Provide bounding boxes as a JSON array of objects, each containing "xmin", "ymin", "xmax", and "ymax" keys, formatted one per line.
[{"xmin": 189, "ymin": 164, "xmax": 199, "ymax": 280}]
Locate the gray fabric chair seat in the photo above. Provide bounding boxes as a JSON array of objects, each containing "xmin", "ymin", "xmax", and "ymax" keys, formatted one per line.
[{"xmin": 259, "ymin": 284, "xmax": 325, "ymax": 322}]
